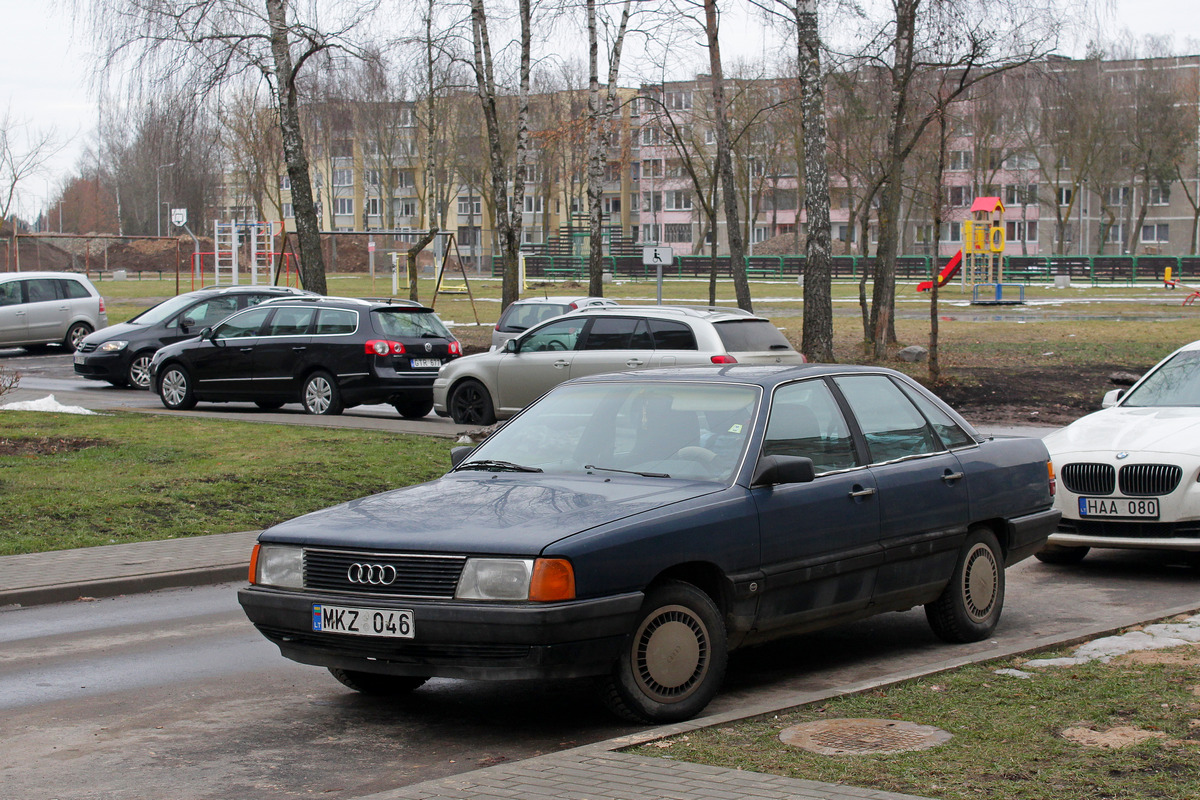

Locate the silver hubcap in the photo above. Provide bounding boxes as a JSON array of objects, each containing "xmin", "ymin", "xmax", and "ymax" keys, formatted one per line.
[
  {"xmin": 162, "ymin": 370, "xmax": 187, "ymax": 406},
  {"xmin": 633, "ymin": 604, "xmax": 708, "ymax": 703},
  {"xmin": 69, "ymin": 327, "xmax": 87, "ymax": 349},
  {"xmin": 129, "ymin": 356, "xmax": 152, "ymax": 388},
  {"xmin": 305, "ymin": 377, "xmax": 333, "ymax": 414},
  {"xmin": 962, "ymin": 543, "xmax": 999, "ymax": 622}
]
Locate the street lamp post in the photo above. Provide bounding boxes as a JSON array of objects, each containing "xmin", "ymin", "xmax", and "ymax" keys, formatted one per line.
[{"xmin": 156, "ymin": 162, "xmax": 175, "ymax": 237}]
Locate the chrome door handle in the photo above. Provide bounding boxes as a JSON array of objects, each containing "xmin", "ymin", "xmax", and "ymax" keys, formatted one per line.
[
  {"xmin": 942, "ymin": 471, "xmax": 965, "ymax": 483},
  {"xmin": 849, "ymin": 486, "xmax": 876, "ymax": 498},
  {"xmin": 554, "ymin": 360, "xmax": 569, "ymax": 368},
  {"xmin": 292, "ymin": 346, "xmax": 307, "ymax": 351},
  {"xmin": 626, "ymin": 359, "xmax": 644, "ymax": 367}
]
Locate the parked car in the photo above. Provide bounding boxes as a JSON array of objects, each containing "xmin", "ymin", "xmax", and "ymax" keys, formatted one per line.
[
  {"xmin": 239, "ymin": 364, "xmax": 1059, "ymax": 722},
  {"xmin": 74, "ymin": 285, "xmax": 314, "ymax": 388},
  {"xmin": 437, "ymin": 305, "xmax": 806, "ymax": 425},
  {"xmin": 1041, "ymin": 339, "xmax": 1200, "ymax": 564},
  {"xmin": 491, "ymin": 295, "xmax": 619, "ymax": 350},
  {"xmin": 0, "ymin": 271, "xmax": 107, "ymax": 352},
  {"xmin": 149, "ymin": 296, "xmax": 461, "ymax": 418}
]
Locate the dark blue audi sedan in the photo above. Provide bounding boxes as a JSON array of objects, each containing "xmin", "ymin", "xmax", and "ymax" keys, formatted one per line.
[{"xmin": 239, "ymin": 365, "xmax": 1059, "ymax": 722}]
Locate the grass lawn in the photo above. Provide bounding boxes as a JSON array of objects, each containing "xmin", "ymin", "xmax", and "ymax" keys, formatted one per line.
[
  {"xmin": 0, "ymin": 411, "xmax": 455, "ymax": 555},
  {"xmin": 629, "ymin": 627, "xmax": 1200, "ymax": 800}
]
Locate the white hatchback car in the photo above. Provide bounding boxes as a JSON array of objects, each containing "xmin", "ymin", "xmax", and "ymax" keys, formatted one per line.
[
  {"xmin": 0, "ymin": 271, "xmax": 108, "ymax": 352},
  {"xmin": 1042, "ymin": 338, "xmax": 1200, "ymax": 563},
  {"xmin": 437, "ymin": 305, "xmax": 806, "ymax": 425}
]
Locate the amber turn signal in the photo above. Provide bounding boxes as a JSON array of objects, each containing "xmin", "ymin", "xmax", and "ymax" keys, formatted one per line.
[
  {"xmin": 1047, "ymin": 461, "xmax": 1056, "ymax": 497},
  {"xmin": 528, "ymin": 558, "xmax": 575, "ymax": 602},
  {"xmin": 248, "ymin": 543, "xmax": 261, "ymax": 584}
]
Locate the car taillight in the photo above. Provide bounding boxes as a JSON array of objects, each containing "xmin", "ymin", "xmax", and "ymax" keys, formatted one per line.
[
  {"xmin": 366, "ymin": 340, "xmax": 405, "ymax": 355},
  {"xmin": 1048, "ymin": 461, "xmax": 1056, "ymax": 497},
  {"xmin": 449, "ymin": 340, "xmax": 462, "ymax": 356},
  {"xmin": 99, "ymin": 297, "xmax": 106, "ymax": 313},
  {"xmin": 710, "ymin": 355, "xmax": 738, "ymax": 364}
]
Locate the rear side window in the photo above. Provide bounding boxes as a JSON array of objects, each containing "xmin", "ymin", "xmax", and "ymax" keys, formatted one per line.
[
  {"xmin": 649, "ymin": 319, "xmax": 697, "ymax": 350},
  {"xmin": 714, "ymin": 320, "xmax": 793, "ymax": 352},
  {"xmin": 834, "ymin": 375, "xmax": 941, "ymax": 463},
  {"xmin": 581, "ymin": 317, "xmax": 647, "ymax": 350},
  {"xmin": 59, "ymin": 279, "xmax": 92, "ymax": 299},
  {"xmin": 315, "ymin": 308, "xmax": 358, "ymax": 334},
  {"xmin": 498, "ymin": 303, "xmax": 570, "ymax": 332},
  {"xmin": 26, "ymin": 279, "xmax": 58, "ymax": 303},
  {"xmin": 267, "ymin": 307, "xmax": 315, "ymax": 336},
  {"xmin": 373, "ymin": 309, "xmax": 452, "ymax": 339}
]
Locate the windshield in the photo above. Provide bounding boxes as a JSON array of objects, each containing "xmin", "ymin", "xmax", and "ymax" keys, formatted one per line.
[
  {"xmin": 126, "ymin": 294, "xmax": 204, "ymax": 326},
  {"xmin": 1121, "ymin": 350, "xmax": 1200, "ymax": 407},
  {"xmin": 372, "ymin": 309, "xmax": 453, "ymax": 339},
  {"xmin": 459, "ymin": 381, "xmax": 760, "ymax": 483}
]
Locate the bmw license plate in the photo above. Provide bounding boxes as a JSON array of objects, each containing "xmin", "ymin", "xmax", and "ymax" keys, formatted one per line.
[
  {"xmin": 410, "ymin": 358, "xmax": 441, "ymax": 369},
  {"xmin": 1078, "ymin": 497, "xmax": 1159, "ymax": 519},
  {"xmin": 312, "ymin": 604, "xmax": 415, "ymax": 638}
]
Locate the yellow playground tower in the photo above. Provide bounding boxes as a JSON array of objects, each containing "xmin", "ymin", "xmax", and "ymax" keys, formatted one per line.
[{"xmin": 961, "ymin": 196, "xmax": 1023, "ymax": 304}]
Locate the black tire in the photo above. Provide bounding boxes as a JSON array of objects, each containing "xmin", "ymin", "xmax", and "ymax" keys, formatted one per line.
[
  {"xmin": 301, "ymin": 371, "xmax": 343, "ymax": 415},
  {"xmin": 328, "ymin": 668, "xmax": 428, "ymax": 696},
  {"xmin": 600, "ymin": 581, "xmax": 727, "ymax": 724},
  {"xmin": 127, "ymin": 351, "xmax": 155, "ymax": 390},
  {"xmin": 449, "ymin": 379, "xmax": 496, "ymax": 425},
  {"xmin": 393, "ymin": 392, "xmax": 434, "ymax": 420},
  {"xmin": 255, "ymin": 400, "xmax": 286, "ymax": 410},
  {"xmin": 158, "ymin": 364, "xmax": 197, "ymax": 410},
  {"xmin": 63, "ymin": 322, "xmax": 92, "ymax": 352},
  {"xmin": 925, "ymin": 527, "xmax": 1005, "ymax": 643},
  {"xmin": 1034, "ymin": 544, "xmax": 1090, "ymax": 565}
]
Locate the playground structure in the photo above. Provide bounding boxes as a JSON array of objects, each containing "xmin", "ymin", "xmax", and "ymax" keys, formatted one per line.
[{"xmin": 917, "ymin": 196, "xmax": 1025, "ymax": 304}]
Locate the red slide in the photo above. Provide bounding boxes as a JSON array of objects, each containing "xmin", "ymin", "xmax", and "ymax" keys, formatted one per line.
[{"xmin": 917, "ymin": 249, "xmax": 963, "ymax": 292}]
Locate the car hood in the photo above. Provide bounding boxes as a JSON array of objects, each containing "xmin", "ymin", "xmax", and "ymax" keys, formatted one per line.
[
  {"xmin": 82, "ymin": 321, "xmax": 142, "ymax": 344},
  {"xmin": 1045, "ymin": 406, "xmax": 1200, "ymax": 456},
  {"xmin": 260, "ymin": 473, "xmax": 723, "ymax": 554}
]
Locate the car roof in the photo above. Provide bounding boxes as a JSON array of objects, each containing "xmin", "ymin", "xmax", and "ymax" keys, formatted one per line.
[
  {"xmin": 0, "ymin": 271, "xmax": 93, "ymax": 281},
  {"xmin": 509, "ymin": 296, "xmax": 617, "ymax": 305},
  {"xmin": 568, "ymin": 304, "xmax": 765, "ymax": 323},
  {"xmin": 569, "ymin": 363, "xmax": 906, "ymax": 389},
  {"xmin": 259, "ymin": 295, "xmax": 435, "ymax": 311},
  {"xmin": 189, "ymin": 285, "xmax": 314, "ymax": 298}
]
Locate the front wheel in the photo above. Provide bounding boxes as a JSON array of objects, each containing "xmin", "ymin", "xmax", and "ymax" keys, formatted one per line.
[
  {"xmin": 448, "ymin": 379, "xmax": 496, "ymax": 425},
  {"xmin": 600, "ymin": 581, "xmax": 727, "ymax": 724},
  {"xmin": 302, "ymin": 371, "xmax": 343, "ymax": 415},
  {"xmin": 925, "ymin": 527, "xmax": 1005, "ymax": 643},
  {"xmin": 393, "ymin": 392, "xmax": 434, "ymax": 419},
  {"xmin": 328, "ymin": 668, "xmax": 428, "ymax": 696},
  {"xmin": 63, "ymin": 322, "xmax": 92, "ymax": 352},
  {"xmin": 127, "ymin": 352, "xmax": 154, "ymax": 389},
  {"xmin": 158, "ymin": 364, "xmax": 197, "ymax": 410}
]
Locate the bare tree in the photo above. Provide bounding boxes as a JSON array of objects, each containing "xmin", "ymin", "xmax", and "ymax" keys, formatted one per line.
[{"xmin": 0, "ymin": 108, "xmax": 63, "ymax": 228}]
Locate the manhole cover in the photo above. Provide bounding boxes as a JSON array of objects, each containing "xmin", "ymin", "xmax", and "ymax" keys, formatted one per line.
[{"xmin": 779, "ymin": 718, "xmax": 952, "ymax": 755}]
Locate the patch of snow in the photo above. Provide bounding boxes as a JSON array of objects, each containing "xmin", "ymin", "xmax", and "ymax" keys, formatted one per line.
[
  {"xmin": 1025, "ymin": 614, "xmax": 1200, "ymax": 668},
  {"xmin": 994, "ymin": 668, "xmax": 1033, "ymax": 679},
  {"xmin": 0, "ymin": 394, "xmax": 98, "ymax": 415}
]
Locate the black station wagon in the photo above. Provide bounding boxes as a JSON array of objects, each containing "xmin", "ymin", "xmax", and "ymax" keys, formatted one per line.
[
  {"xmin": 239, "ymin": 365, "xmax": 1059, "ymax": 722},
  {"xmin": 149, "ymin": 296, "xmax": 461, "ymax": 418}
]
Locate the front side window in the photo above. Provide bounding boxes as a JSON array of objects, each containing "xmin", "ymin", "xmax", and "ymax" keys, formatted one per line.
[
  {"xmin": 214, "ymin": 307, "xmax": 272, "ymax": 340},
  {"xmin": 834, "ymin": 374, "xmax": 941, "ymax": 463},
  {"xmin": 26, "ymin": 279, "xmax": 58, "ymax": 303},
  {"xmin": 764, "ymin": 380, "xmax": 859, "ymax": 473},
  {"xmin": 0, "ymin": 281, "xmax": 21, "ymax": 306},
  {"xmin": 182, "ymin": 296, "xmax": 239, "ymax": 328},
  {"xmin": 519, "ymin": 318, "xmax": 584, "ymax": 352},
  {"xmin": 267, "ymin": 307, "xmax": 315, "ymax": 336}
]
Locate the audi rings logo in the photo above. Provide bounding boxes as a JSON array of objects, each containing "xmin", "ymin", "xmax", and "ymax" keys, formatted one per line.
[{"xmin": 347, "ymin": 563, "xmax": 398, "ymax": 585}]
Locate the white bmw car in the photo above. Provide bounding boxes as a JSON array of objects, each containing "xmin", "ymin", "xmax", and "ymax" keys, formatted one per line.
[{"xmin": 1041, "ymin": 339, "xmax": 1200, "ymax": 564}]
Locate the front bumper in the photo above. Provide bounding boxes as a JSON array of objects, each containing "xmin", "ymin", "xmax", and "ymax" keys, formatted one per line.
[
  {"xmin": 73, "ymin": 351, "xmax": 125, "ymax": 381},
  {"xmin": 238, "ymin": 586, "xmax": 644, "ymax": 680}
]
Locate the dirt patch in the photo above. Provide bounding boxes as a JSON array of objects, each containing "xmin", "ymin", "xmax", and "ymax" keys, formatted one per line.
[
  {"xmin": 0, "ymin": 437, "xmax": 108, "ymax": 457},
  {"xmin": 1116, "ymin": 646, "xmax": 1200, "ymax": 668},
  {"xmin": 1060, "ymin": 725, "xmax": 1167, "ymax": 748},
  {"xmin": 929, "ymin": 365, "xmax": 1127, "ymax": 427}
]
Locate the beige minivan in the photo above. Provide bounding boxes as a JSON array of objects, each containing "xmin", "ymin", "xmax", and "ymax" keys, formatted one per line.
[{"xmin": 0, "ymin": 271, "xmax": 108, "ymax": 352}]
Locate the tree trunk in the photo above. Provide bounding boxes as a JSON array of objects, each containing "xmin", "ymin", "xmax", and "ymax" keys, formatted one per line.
[
  {"xmin": 796, "ymin": 1, "xmax": 833, "ymax": 363},
  {"xmin": 586, "ymin": 0, "xmax": 605, "ymax": 296},
  {"xmin": 265, "ymin": 0, "xmax": 326, "ymax": 294},
  {"xmin": 703, "ymin": 0, "xmax": 752, "ymax": 313}
]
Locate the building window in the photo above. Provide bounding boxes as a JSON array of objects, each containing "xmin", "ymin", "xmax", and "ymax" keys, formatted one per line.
[
  {"xmin": 664, "ymin": 223, "xmax": 692, "ymax": 243},
  {"xmin": 948, "ymin": 151, "xmax": 972, "ymax": 171},
  {"xmin": 1142, "ymin": 223, "xmax": 1169, "ymax": 243},
  {"xmin": 366, "ymin": 197, "xmax": 381, "ymax": 217},
  {"xmin": 399, "ymin": 107, "xmax": 417, "ymax": 127},
  {"xmin": 945, "ymin": 185, "xmax": 972, "ymax": 207},
  {"xmin": 1006, "ymin": 220, "xmax": 1038, "ymax": 242},
  {"xmin": 280, "ymin": 174, "xmax": 291, "ymax": 190},
  {"xmin": 394, "ymin": 199, "xmax": 417, "ymax": 218},
  {"xmin": 643, "ymin": 159, "xmax": 664, "ymax": 178},
  {"xmin": 1106, "ymin": 224, "xmax": 1125, "ymax": 243},
  {"xmin": 334, "ymin": 198, "xmax": 354, "ymax": 216},
  {"xmin": 643, "ymin": 191, "xmax": 662, "ymax": 213},
  {"xmin": 603, "ymin": 196, "xmax": 621, "ymax": 214},
  {"xmin": 392, "ymin": 169, "xmax": 414, "ymax": 189},
  {"xmin": 665, "ymin": 190, "xmax": 691, "ymax": 211},
  {"xmin": 940, "ymin": 222, "xmax": 962, "ymax": 242},
  {"xmin": 457, "ymin": 197, "xmax": 482, "ymax": 216},
  {"xmin": 1149, "ymin": 183, "xmax": 1171, "ymax": 206},
  {"xmin": 642, "ymin": 223, "xmax": 660, "ymax": 243},
  {"xmin": 1005, "ymin": 183, "xmax": 1037, "ymax": 206},
  {"xmin": 333, "ymin": 169, "xmax": 354, "ymax": 187},
  {"xmin": 282, "ymin": 203, "xmax": 293, "ymax": 218},
  {"xmin": 1057, "ymin": 186, "xmax": 1073, "ymax": 206},
  {"xmin": 640, "ymin": 126, "xmax": 661, "ymax": 146},
  {"xmin": 1107, "ymin": 186, "xmax": 1130, "ymax": 206},
  {"xmin": 665, "ymin": 90, "xmax": 692, "ymax": 110},
  {"xmin": 365, "ymin": 169, "xmax": 381, "ymax": 187}
]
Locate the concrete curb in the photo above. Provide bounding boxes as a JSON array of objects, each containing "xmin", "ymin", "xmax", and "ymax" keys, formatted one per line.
[{"xmin": 0, "ymin": 564, "xmax": 248, "ymax": 608}]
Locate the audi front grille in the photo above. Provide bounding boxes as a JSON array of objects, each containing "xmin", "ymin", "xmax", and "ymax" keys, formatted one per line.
[
  {"xmin": 304, "ymin": 548, "xmax": 467, "ymax": 598},
  {"xmin": 1060, "ymin": 463, "xmax": 1115, "ymax": 496},
  {"xmin": 1118, "ymin": 464, "xmax": 1183, "ymax": 497}
]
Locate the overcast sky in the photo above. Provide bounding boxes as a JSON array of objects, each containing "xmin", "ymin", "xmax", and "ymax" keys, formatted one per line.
[{"xmin": 3, "ymin": 0, "xmax": 1199, "ymax": 220}]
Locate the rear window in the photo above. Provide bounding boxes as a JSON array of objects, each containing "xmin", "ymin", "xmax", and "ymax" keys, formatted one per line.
[
  {"xmin": 497, "ymin": 303, "xmax": 571, "ymax": 332},
  {"xmin": 372, "ymin": 308, "xmax": 452, "ymax": 339},
  {"xmin": 713, "ymin": 319, "xmax": 794, "ymax": 353},
  {"xmin": 59, "ymin": 279, "xmax": 92, "ymax": 299}
]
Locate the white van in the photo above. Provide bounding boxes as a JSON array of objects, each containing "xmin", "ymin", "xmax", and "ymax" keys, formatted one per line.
[{"xmin": 0, "ymin": 272, "xmax": 109, "ymax": 351}]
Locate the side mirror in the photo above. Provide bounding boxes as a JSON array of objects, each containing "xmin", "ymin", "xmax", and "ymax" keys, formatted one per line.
[
  {"xmin": 752, "ymin": 455, "xmax": 815, "ymax": 487},
  {"xmin": 450, "ymin": 445, "xmax": 475, "ymax": 468},
  {"xmin": 199, "ymin": 326, "xmax": 214, "ymax": 341},
  {"xmin": 1101, "ymin": 388, "xmax": 1125, "ymax": 408},
  {"xmin": 503, "ymin": 338, "xmax": 518, "ymax": 353}
]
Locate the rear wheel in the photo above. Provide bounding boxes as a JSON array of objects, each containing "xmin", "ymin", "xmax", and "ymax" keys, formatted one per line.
[
  {"xmin": 158, "ymin": 364, "xmax": 197, "ymax": 410},
  {"xmin": 127, "ymin": 352, "xmax": 154, "ymax": 389},
  {"xmin": 448, "ymin": 379, "xmax": 495, "ymax": 425},
  {"xmin": 1034, "ymin": 544, "xmax": 1089, "ymax": 565},
  {"xmin": 393, "ymin": 392, "xmax": 434, "ymax": 419},
  {"xmin": 925, "ymin": 527, "xmax": 1005, "ymax": 643},
  {"xmin": 63, "ymin": 322, "xmax": 92, "ymax": 352},
  {"xmin": 302, "ymin": 371, "xmax": 343, "ymax": 415},
  {"xmin": 328, "ymin": 668, "xmax": 428, "ymax": 695},
  {"xmin": 600, "ymin": 581, "xmax": 727, "ymax": 724}
]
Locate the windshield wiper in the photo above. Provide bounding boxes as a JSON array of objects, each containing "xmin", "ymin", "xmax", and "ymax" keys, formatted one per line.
[
  {"xmin": 584, "ymin": 464, "xmax": 671, "ymax": 478},
  {"xmin": 456, "ymin": 459, "xmax": 543, "ymax": 473}
]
